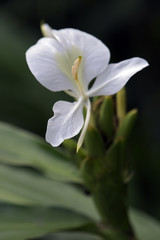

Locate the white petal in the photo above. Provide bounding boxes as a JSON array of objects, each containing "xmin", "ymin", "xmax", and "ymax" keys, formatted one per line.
[
  {"xmin": 52, "ymin": 28, "xmax": 110, "ymax": 89},
  {"xmin": 26, "ymin": 37, "xmax": 79, "ymax": 94},
  {"xmin": 88, "ymin": 57, "xmax": 149, "ymax": 97},
  {"xmin": 46, "ymin": 99, "xmax": 84, "ymax": 147},
  {"xmin": 77, "ymin": 99, "xmax": 91, "ymax": 152}
]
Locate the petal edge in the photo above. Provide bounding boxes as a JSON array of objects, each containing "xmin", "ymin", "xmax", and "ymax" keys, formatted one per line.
[
  {"xmin": 88, "ymin": 57, "xmax": 149, "ymax": 97},
  {"xmin": 46, "ymin": 99, "xmax": 84, "ymax": 147}
]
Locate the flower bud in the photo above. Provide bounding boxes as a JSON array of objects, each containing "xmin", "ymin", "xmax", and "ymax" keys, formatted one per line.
[
  {"xmin": 116, "ymin": 88, "xmax": 126, "ymax": 126},
  {"xmin": 116, "ymin": 109, "xmax": 138, "ymax": 141},
  {"xmin": 99, "ymin": 96, "xmax": 115, "ymax": 139},
  {"xmin": 84, "ymin": 126, "xmax": 105, "ymax": 157}
]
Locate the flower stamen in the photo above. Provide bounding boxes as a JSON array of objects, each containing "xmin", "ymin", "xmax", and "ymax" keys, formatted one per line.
[
  {"xmin": 72, "ymin": 56, "xmax": 86, "ymax": 98},
  {"xmin": 72, "ymin": 56, "xmax": 82, "ymax": 82}
]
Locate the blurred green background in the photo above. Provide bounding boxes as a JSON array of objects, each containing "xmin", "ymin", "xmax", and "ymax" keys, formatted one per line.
[{"xmin": 0, "ymin": 0, "xmax": 160, "ymax": 220}]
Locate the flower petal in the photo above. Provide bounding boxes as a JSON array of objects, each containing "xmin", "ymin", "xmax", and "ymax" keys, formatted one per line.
[
  {"xmin": 52, "ymin": 28, "xmax": 110, "ymax": 90},
  {"xmin": 77, "ymin": 99, "xmax": 91, "ymax": 152},
  {"xmin": 26, "ymin": 37, "xmax": 79, "ymax": 93},
  {"xmin": 46, "ymin": 99, "xmax": 84, "ymax": 147},
  {"xmin": 87, "ymin": 57, "xmax": 149, "ymax": 97}
]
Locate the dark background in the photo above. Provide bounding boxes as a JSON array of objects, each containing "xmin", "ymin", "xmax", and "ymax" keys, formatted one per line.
[{"xmin": 0, "ymin": 0, "xmax": 160, "ymax": 220}]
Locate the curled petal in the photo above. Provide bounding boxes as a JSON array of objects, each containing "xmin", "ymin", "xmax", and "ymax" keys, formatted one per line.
[
  {"xmin": 46, "ymin": 99, "xmax": 84, "ymax": 147},
  {"xmin": 87, "ymin": 57, "xmax": 149, "ymax": 97}
]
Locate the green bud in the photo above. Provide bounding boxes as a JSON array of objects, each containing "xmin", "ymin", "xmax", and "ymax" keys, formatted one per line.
[
  {"xmin": 99, "ymin": 96, "xmax": 115, "ymax": 139},
  {"xmin": 63, "ymin": 139, "xmax": 87, "ymax": 158},
  {"xmin": 91, "ymin": 96, "xmax": 104, "ymax": 124},
  {"xmin": 63, "ymin": 139, "xmax": 77, "ymax": 151},
  {"xmin": 116, "ymin": 88, "xmax": 126, "ymax": 126},
  {"xmin": 84, "ymin": 126, "xmax": 105, "ymax": 157},
  {"xmin": 116, "ymin": 109, "xmax": 138, "ymax": 141},
  {"xmin": 105, "ymin": 139, "xmax": 125, "ymax": 175}
]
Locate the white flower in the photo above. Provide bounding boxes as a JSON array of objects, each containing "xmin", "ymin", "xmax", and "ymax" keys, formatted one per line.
[{"xmin": 26, "ymin": 24, "xmax": 149, "ymax": 151}]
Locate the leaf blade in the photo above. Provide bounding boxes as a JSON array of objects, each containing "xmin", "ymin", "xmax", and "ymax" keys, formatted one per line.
[
  {"xmin": 0, "ymin": 206, "xmax": 90, "ymax": 240},
  {"xmin": 0, "ymin": 122, "xmax": 81, "ymax": 183},
  {"xmin": 130, "ymin": 208, "xmax": 160, "ymax": 240},
  {"xmin": 43, "ymin": 232, "xmax": 104, "ymax": 240},
  {"xmin": 0, "ymin": 164, "xmax": 100, "ymax": 221}
]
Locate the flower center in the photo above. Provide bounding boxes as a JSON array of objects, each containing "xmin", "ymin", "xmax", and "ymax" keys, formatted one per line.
[{"xmin": 72, "ymin": 56, "xmax": 86, "ymax": 98}]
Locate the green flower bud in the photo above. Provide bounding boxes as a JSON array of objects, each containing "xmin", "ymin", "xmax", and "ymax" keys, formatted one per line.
[
  {"xmin": 116, "ymin": 88, "xmax": 127, "ymax": 126},
  {"xmin": 63, "ymin": 139, "xmax": 87, "ymax": 158},
  {"xmin": 84, "ymin": 126, "xmax": 105, "ymax": 157},
  {"xmin": 63, "ymin": 139, "xmax": 77, "ymax": 151},
  {"xmin": 116, "ymin": 109, "xmax": 138, "ymax": 141},
  {"xmin": 99, "ymin": 96, "xmax": 115, "ymax": 139}
]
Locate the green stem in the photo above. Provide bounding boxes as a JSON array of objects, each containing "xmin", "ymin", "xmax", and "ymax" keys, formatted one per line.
[{"xmin": 81, "ymin": 139, "xmax": 137, "ymax": 240}]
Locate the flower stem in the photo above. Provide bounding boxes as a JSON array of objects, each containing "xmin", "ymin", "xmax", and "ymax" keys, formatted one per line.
[{"xmin": 81, "ymin": 139, "xmax": 137, "ymax": 240}]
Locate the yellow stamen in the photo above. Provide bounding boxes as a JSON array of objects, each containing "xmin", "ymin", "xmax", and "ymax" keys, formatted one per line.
[
  {"xmin": 72, "ymin": 56, "xmax": 82, "ymax": 82},
  {"xmin": 71, "ymin": 56, "xmax": 85, "ymax": 97}
]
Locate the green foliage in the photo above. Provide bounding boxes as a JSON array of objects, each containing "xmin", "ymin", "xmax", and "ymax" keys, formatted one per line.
[
  {"xmin": 41, "ymin": 232, "xmax": 104, "ymax": 240},
  {"xmin": 0, "ymin": 163, "xmax": 96, "ymax": 218},
  {"xmin": 0, "ymin": 122, "xmax": 81, "ymax": 183},
  {"xmin": 0, "ymin": 122, "xmax": 99, "ymax": 220},
  {"xmin": 0, "ymin": 206, "xmax": 89, "ymax": 240},
  {"xmin": 130, "ymin": 209, "xmax": 160, "ymax": 240},
  {"xmin": 0, "ymin": 122, "xmax": 160, "ymax": 239}
]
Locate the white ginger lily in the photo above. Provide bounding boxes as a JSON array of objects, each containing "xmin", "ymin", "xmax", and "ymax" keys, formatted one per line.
[{"xmin": 26, "ymin": 24, "xmax": 149, "ymax": 151}]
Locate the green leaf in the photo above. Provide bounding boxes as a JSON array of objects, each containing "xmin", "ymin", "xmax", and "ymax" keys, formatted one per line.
[
  {"xmin": 130, "ymin": 209, "xmax": 160, "ymax": 240},
  {"xmin": 0, "ymin": 122, "xmax": 81, "ymax": 183},
  {"xmin": 0, "ymin": 206, "xmax": 90, "ymax": 240},
  {"xmin": 43, "ymin": 232, "xmax": 104, "ymax": 240},
  {"xmin": 0, "ymin": 164, "xmax": 100, "ymax": 221}
]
